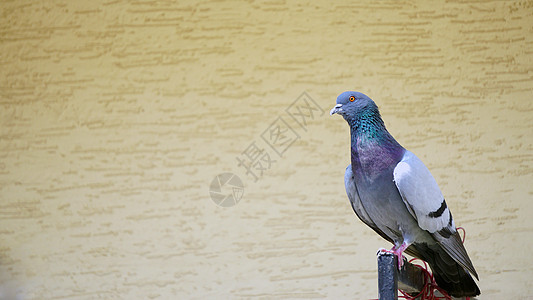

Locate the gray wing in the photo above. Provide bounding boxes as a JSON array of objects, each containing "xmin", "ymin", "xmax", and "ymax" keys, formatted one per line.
[
  {"xmin": 345, "ymin": 164, "xmax": 422, "ymax": 259},
  {"xmin": 393, "ymin": 151, "xmax": 478, "ymax": 279}
]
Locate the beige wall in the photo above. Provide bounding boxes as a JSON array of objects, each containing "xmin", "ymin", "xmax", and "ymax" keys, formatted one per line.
[{"xmin": 1, "ymin": 1, "xmax": 532, "ymax": 299}]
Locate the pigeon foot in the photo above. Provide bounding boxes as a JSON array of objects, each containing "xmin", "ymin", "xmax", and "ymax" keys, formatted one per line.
[{"xmin": 392, "ymin": 242, "xmax": 409, "ymax": 269}]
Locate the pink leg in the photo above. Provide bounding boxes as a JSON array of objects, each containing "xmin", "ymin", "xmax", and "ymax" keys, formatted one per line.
[{"xmin": 392, "ymin": 242, "xmax": 409, "ymax": 269}]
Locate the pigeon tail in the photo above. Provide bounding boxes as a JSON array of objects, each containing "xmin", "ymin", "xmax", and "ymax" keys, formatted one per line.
[{"xmin": 413, "ymin": 242, "xmax": 481, "ymax": 297}]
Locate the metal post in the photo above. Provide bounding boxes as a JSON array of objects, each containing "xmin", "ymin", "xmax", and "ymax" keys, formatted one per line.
[
  {"xmin": 398, "ymin": 258, "xmax": 425, "ymax": 295},
  {"xmin": 377, "ymin": 251, "xmax": 398, "ymax": 300},
  {"xmin": 377, "ymin": 249, "xmax": 426, "ymax": 300}
]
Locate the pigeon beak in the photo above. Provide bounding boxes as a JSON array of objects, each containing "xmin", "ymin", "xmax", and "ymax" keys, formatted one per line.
[{"xmin": 330, "ymin": 104, "xmax": 343, "ymax": 115}]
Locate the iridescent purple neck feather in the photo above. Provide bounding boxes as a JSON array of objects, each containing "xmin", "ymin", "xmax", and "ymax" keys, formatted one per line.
[{"xmin": 347, "ymin": 104, "xmax": 405, "ymax": 182}]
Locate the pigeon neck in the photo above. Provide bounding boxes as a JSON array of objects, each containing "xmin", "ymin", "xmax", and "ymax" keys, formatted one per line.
[
  {"xmin": 348, "ymin": 112, "xmax": 399, "ymax": 148},
  {"xmin": 349, "ymin": 113, "xmax": 404, "ymax": 180}
]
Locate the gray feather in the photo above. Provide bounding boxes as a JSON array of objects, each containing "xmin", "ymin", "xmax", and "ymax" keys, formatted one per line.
[{"xmin": 393, "ymin": 150, "xmax": 478, "ymax": 279}]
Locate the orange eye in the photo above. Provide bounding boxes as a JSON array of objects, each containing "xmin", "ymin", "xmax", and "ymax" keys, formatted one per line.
[{"xmin": 349, "ymin": 96, "xmax": 355, "ymax": 102}]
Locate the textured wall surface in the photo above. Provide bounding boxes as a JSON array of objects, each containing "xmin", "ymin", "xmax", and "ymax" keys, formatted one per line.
[{"xmin": 1, "ymin": 1, "xmax": 532, "ymax": 299}]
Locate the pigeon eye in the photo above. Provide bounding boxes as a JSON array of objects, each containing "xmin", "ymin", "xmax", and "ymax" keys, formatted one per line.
[{"xmin": 349, "ymin": 96, "xmax": 355, "ymax": 102}]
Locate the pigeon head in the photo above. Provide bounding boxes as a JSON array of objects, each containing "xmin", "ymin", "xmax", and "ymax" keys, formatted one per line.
[{"xmin": 330, "ymin": 91, "xmax": 379, "ymax": 123}]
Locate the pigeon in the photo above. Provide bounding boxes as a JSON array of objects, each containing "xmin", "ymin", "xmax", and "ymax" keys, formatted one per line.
[{"xmin": 331, "ymin": 91, "xmax": 480, "ymax": 297}]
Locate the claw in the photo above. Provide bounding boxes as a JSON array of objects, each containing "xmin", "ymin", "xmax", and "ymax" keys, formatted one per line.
[
  {"xmin": 392, "ymin": 242, "xmax": 409, "ymax": 269},
  {"xmin": 377, "ymin": 247, "xmax": 394, "ymax": 256},
  {"xmin": 377, "ymin": 244, "xmax": 408, "ymax": 269}
]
